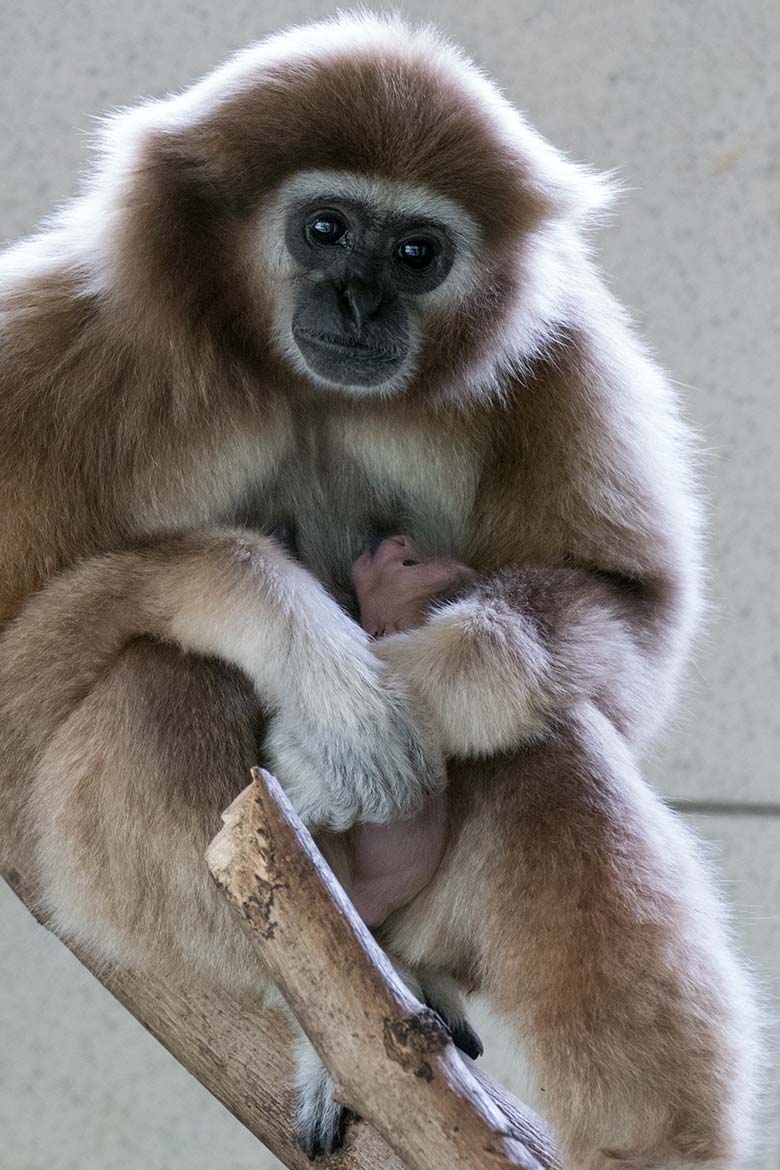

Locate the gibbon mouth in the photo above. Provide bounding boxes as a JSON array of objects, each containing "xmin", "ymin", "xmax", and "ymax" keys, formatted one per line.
[{"xmin": 293, "ymin": 328, "xmax": 406, "ymax": 364}]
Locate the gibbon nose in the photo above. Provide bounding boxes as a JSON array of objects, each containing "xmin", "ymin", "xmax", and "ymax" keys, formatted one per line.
[
  {"xmin": 372, "ymin": 535, "xmax": 410, "ymax": 566},
  {"xmin": 342, "ymin": 278, "xmax": 384, "ymax": 329}
]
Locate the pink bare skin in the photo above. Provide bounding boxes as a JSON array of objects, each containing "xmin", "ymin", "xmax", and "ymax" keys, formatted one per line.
[
  {"xmin": 319, "ymin": 536, "xmax": 475, "ymax": 927},
  {"xmin": 351, "ymin": 535, "xmax": 476, "ymax": 639}
]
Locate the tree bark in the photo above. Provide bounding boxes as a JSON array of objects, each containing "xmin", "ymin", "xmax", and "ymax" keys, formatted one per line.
[{"xmin": 1, "ymin": 765, "xmax": 560, "ymax": 1170}]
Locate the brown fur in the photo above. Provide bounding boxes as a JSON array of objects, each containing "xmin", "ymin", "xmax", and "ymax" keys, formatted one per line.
[{"xmin": 0, "ymin": 14, "xmax": 756, "ymax": 1169}]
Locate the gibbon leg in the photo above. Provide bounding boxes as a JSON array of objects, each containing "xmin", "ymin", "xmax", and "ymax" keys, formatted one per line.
[
  {"xmin": 23, "ymin": 633, "xmax": 476, "ymax": 1156},
  {"xmin": 28, "ymin": 638, "xmax": 268, "ymax": 992},
  {"xmin": 28, "ymin": 635, "xmax": 368, "ymax": 1153},
  {"xmin": 387, "ymin": 702, "xmax": 755, "ymax": 1170}
]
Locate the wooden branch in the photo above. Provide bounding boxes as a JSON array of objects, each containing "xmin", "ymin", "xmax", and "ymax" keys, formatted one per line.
[
  {"xmin": 207, "ymin": 768, "xmax": 559, "ymax": 1170},
  {"xmin": 2, "ymin": 767, "xmax": 560, "ymax": 1170}
]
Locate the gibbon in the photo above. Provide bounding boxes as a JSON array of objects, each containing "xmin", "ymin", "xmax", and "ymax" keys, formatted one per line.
[{"xmin": 0, "ymin": 13, "xmax": 757, "ymax": 1167}]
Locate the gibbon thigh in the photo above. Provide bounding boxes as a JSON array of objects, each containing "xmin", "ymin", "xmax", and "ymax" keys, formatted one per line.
[
  {"xmin": 387, "ymin": 703, "xmax": 743, "ymax": 1166},
  {"xmin": 29, "ymin": 637, "xmax": 267, "ymax": 993}
]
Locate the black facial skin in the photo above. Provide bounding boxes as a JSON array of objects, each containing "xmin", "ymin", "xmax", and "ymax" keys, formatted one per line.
[{"xmin": 285, "ymin": 197, "xmax": 456, "ymax": 389}]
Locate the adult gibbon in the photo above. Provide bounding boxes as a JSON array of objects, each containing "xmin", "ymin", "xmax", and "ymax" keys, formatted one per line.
[{"xmin": 0, "ymin": 13, "xmax": 757, "ymax": 1167}]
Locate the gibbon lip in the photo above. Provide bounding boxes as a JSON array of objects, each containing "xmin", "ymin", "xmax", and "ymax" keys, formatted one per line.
[{"xmin": 294, "ymin": 328, "xmax": 406, "ymax": 363}]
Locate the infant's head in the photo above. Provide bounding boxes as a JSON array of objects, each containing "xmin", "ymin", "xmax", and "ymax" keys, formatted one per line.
[{"xmin": 351, "ymin": 535, "xmax": 475, "ymax": 637}]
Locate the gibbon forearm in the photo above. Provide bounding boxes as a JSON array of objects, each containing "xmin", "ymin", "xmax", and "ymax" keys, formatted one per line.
[
  {"xmin": 0, "ymin": 530, "xmax": 358, "ymax": 738},
  {"xmin": 373, "ymin": 562, "xmax": 678, "ymax": 758},
  {"xmin": 0, "ymin": 528, "xmax": 442, "ymax": 833}
]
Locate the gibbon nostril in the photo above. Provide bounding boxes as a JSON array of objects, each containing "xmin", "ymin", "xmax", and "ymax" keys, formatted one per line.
[{"xmin": 343, "ymin": 278, "xmax": 384, "ymax": 329}]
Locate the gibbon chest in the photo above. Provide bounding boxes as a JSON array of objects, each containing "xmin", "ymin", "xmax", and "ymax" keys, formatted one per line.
[{"xmin": 265, "ymin": 410, "xmax": 483, "ymax": 604}]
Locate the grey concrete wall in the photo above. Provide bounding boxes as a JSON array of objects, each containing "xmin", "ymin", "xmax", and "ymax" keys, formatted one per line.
[{"xmin": 1, "ymin": 2, "xmax": 778, "ymax": 1167}]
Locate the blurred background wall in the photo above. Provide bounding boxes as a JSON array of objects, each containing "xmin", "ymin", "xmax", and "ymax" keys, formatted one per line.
[{"xmin": 1, "ymin": 2, "xmax": 777, "ymax": 1167}]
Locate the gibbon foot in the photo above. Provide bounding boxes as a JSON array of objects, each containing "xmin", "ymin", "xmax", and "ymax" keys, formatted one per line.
[
  {"xmin": 416, "ymin": 970, "xmax": 484, "ymax": 1061},
  {"xmin": 449, "ymin": 1017, "xmax": 484, "ymax": 1060},
  {"xmin": 294, "ymin": 1041, "xmax": 360, "ymax": 1160},
  {"xmin": 297, "ymin": 1103, "xmax": 360, "ymax": 1161}
]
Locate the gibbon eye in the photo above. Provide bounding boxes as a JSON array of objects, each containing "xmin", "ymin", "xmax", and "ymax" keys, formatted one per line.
[
  {"xmin": 306, "ymin": 212, "xmax": 348, "ymax": 246},
  {"xmin": 402, "ymin": 559, "xmax": 420, "ymax": 567},
  {"xmin": 396, "ymin": 237, "xmax": 438, "ymax": 270}
]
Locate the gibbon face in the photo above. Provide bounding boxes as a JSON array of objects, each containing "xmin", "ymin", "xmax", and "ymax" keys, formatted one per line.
[
  {"xmin": 264, "ymin": 171, "xmax": 482, "ymax": 394},
  {"xmin": 286, "ymin": 192, "xmax": 453, "ymax": 391}
]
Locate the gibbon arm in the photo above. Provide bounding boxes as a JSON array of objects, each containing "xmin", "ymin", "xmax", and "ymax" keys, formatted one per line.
[{"xmin": 373, "ymin": 563, "xmax": 668, "ymax": 758}]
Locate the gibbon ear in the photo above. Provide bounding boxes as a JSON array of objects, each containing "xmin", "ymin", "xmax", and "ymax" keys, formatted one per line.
[
  {"xmin": 88, "ymin": 100, "xmax": 244, "ymax": 210},
  {"xmin": 511, "ymin": 121, "xmax": 621, "ymax": 229},
  {"xmin": 64, "ymin": 99, "xmax": 252, "ymax": 327}
]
